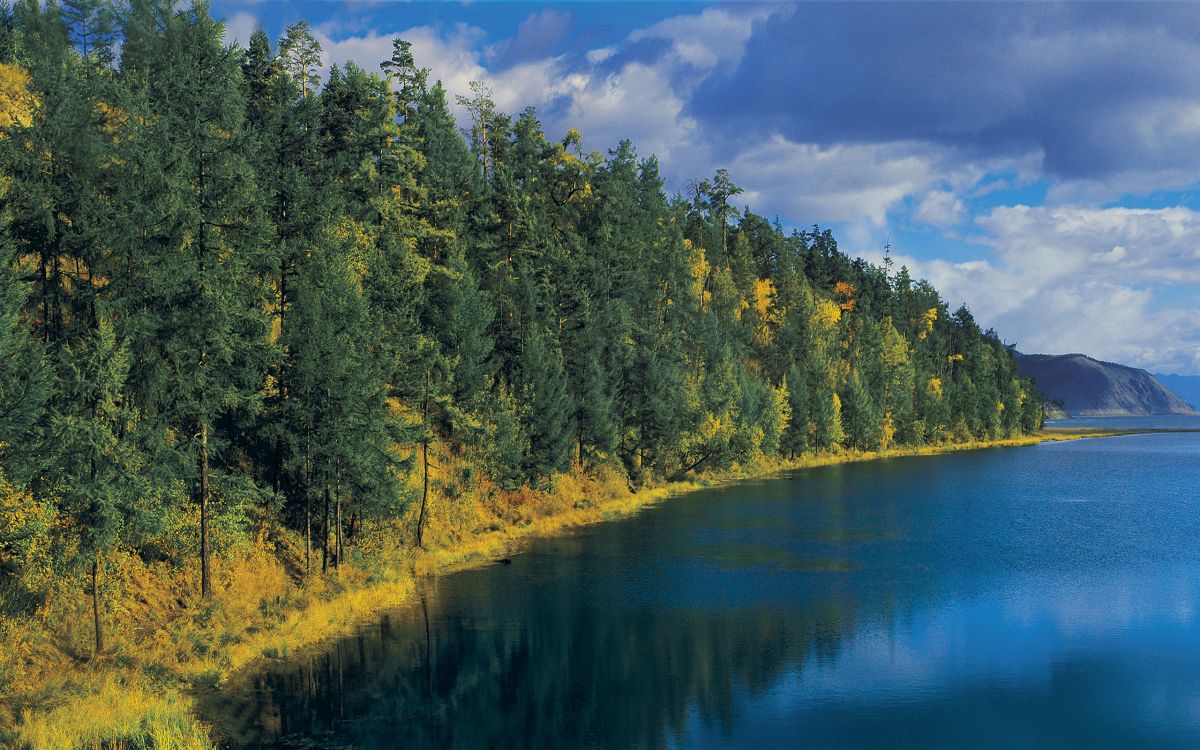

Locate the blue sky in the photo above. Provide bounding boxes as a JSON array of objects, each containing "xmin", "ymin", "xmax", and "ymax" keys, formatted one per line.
[{"xmin": 214, "ymin": 1, "xmax": 1200, "ymax": 375}]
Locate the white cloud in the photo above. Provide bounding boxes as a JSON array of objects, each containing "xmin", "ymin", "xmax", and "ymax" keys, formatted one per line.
[
  {"xmin": 223, "ymin": 12, "xmax": 260, "ymax": 49},
  {"xmin": 731, "ymin": 136, "xmax": 953, "ymax": 225},
  {"xmin": 558, "ymin": 62, "xmax": 701, "ymax": 169},
  {"xmin": 875, "ymin": 205, "xmax": 1200, "ymax": 372},
  {"xmin": 915, "ymin": 190, "xmax": 966, "ymax": 227},
  {"xmin": 628, "ymin": 6, "xmax": 779, "ymax": 71},
  {"xmin": 316, "ymin": 23, "xmax": 486, "ymax": 97}
]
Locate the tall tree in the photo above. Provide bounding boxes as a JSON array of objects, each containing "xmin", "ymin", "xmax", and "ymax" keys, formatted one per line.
[
  {"xmin": 39, "ymin": 316, "xmax": 150, "ymax": 655},
  {"xmin": 278, "ymin": 20, "xmax": 321, "ymax": 99},
  {"xmin": 123, "ymin": 3, "xmax": 270, "ymax": 598}
]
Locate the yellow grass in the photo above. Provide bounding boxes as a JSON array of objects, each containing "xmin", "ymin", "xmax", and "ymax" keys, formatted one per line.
[
  {"xmin": 15, "ymin": 675, "xmax": 212, "ymax": 750},
  {"xmin": 0, "ymin": 427, "xmax": 1129, "ymax": 749}
]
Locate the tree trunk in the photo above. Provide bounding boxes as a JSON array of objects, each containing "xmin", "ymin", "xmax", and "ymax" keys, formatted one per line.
[
  {"xmin": 416, "ymin": 377, "xmax": 430, "ymax": 549},
  {"xmin": 200, "ymin": 419, "xmax": 212, "ymax": 599},
  {"xmin": 334, "ymin": 469, "xmax": 342, "ymax": 574},
  {"xmin": 92, "ymin": 551, "xmax": 104, "ymax": 657},
  {"xmin": 416, "ymin": 438, "xmax": 429, "ymax": 548},
  {"xmin": 322, "ymin": 484, "xmax": 330, "ymax": 575},
  {"xmin": 721, "ymin": 207, "xmax": 728, "ymax": 261},
  {"xmin": 304, "ymin": 448, "xmax": 312, "ymax": 576}
]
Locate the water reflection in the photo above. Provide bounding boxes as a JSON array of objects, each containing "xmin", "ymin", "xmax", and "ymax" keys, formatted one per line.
[
  {"xmin": 209, "ymin": 571, "xmax": 867, "ymax": 748},
  {"xmin": 205, "ymin": 433, "xmax": 1200, "ymax": 748}
]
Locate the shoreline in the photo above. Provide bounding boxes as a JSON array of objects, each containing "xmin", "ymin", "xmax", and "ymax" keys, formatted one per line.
[{"xmin": 1, "ymin": 427, "xmax": 1149, "ymax": 749}]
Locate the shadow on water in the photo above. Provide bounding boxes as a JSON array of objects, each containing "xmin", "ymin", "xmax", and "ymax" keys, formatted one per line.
[
  {"xmin": 201, "ymin": 432, "xmax": 1200, "ymax": 749},
  {"xmin": 202, "ymin": 565, "xmax": 865, "ymax": 749}
]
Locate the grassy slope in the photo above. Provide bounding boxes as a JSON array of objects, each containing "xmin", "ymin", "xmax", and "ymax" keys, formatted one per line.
[{"xmin": 0, "ymin": 429, "xmax": 1125, "ymax": 749}]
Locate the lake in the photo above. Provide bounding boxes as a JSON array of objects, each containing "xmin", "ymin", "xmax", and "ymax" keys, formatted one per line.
[
  {"xmin": 205, "ymin": 432, "xmax": 1200, "ymax": 749},
  {"xmin": 1045, "ymin": 414, "xmax": 1200, "ymax": 430}
]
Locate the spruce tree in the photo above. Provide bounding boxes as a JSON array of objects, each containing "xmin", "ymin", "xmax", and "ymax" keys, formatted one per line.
[
  {"xmin": 123, "ymin": 3, "xmax": 270, "ymax": 598},
  {"xmin": 40, "ymin": 316, "xmax": 150, "ymax": 655},
  {"xmin": 0, "ymin": 222, "xmax": 45, "ymax": 447},
  {"xmin": 518, "ymin": 323, "xmax": 573, "ymax": 480}
]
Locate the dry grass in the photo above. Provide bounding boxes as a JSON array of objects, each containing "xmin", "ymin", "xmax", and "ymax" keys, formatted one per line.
[
  {"xmin": 14, "ymin": 675, "xmax": 212, "ymax": 750},
  {"xmin": 1, "ymin": 427, "xmax": 1124, "ymax": 749}
]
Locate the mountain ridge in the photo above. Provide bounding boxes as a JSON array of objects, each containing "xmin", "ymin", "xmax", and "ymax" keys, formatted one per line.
[
  {"xmin": 1016, "ymin": 352, "xmax": 1196, "ymax": 416},
  {"xmin": 1154, "ymin": 373, "xmax": 1200, "ymax": 413}
]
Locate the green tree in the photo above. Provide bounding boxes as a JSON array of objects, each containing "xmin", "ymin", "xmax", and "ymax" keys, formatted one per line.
[
  {"xmin": 0, "ymin": 219, "xmax": 46, "ymax": 446},
  {"xmin": 40, "ymin": 318, "xmax": 151, "ymax": 655},
  {"xmin": 124, "ymin": 3, "xmax": 270, "ymax": 598},
  {"xmin": 518, "ymin": 323, "xmax": 573, "ymax": 481},
  {"xmin": 278, "ymin": 20, "xmax": 321, "ymax": 99}
]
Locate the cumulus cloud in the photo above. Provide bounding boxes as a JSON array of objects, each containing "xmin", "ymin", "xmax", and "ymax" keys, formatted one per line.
[
  {"xmin": 223, "ymin": 11, "xmax": 260, "ymax": 49},
  {"xmin": 486, "ymin": 9, "xmax": 573, "ymax": 68},
  {"xmin": 875, "ymin": 205, "xmax": 1200, "ymax": 372},
  {"xmin": 691, "ymin": 3, "xmax": 1200, "ymax": 197},
  {"xmin": 915, "ymin": 190, "xmax": 967, "ymax": 227},
  {"xmin": 315, "ymin": 23, "xmax": 486, "ymax": 98},
  {"xmin": 628, "ymin": 5, "xmax": 778, "ymax": 71},
  {"xmin": 731, "ymin": 137, "xmax": 950, "ymax": 225},
  {"xmin": 299, "ymin": 5, "xmax": 788, "ymax": 186}
]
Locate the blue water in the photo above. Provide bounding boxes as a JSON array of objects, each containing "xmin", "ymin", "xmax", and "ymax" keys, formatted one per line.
[
  {"xmin": 1046, "ymin": 414, "xmax": 1200, "ymax": 430},
  {"xmin": 207, "ymin": 433, "xmax": 1200, "ymax": 749}
]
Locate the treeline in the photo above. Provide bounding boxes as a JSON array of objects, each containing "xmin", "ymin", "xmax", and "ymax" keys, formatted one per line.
[{"xmin": 0, "ymin": 1, "xmax": 1040, "ymax": 648}]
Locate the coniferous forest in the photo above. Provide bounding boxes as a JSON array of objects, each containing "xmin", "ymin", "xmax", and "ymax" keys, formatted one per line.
[{"xmin": 0, "ymin": 3, "xmax": 1043, "ymax": 742}]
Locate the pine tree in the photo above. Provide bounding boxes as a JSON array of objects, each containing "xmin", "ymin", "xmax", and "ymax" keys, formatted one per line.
[
  {"xmin": 380, "ymin": 37, "xmax": 427, "ymax": 122},
  {"xmin": 40, "ymin": 316, "xmax": 150, "ymax": 655},
  {"xmin": 123, "ymin": 3, "xmax": 270, "ymax": 598},
  {"xmin": 284, "ymin": 223, "xmax": 404, "ymax": 570},
  {"xmin": 780, "ymin": 364, "xmax": 811, "ymax": 458},
  {"xmin": 518, "ymin": 323, "xmax": 573, "ymax": 480},
  {"xmin": 842, "ymin": 368, "xmax": 882, "ymax": 451},
  {"xmin": 278, "ymin": 21, "xmax": 321, "ymax": 99},
  {"xmin": 0, "ymin": 219, "xmax": 46, "ymax": 446}
]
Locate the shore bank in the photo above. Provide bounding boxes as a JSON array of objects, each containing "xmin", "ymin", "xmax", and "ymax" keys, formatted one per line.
[{"xmin": 0, "ymin": 428, "xmax": 1135, "ymax": 749}]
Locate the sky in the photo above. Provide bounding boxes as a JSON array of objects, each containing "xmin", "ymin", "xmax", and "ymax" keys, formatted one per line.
[{"xmin": 212, "ymin": 1, "xmax": 1200, "ymax": 375}]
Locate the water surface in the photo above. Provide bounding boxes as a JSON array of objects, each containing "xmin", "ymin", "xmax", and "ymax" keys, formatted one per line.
[
  {"xmin": 206, "ymin": 433, "xmax": 1200, "ymax": 748},
  {"xmin": 1045, "ymin": 414, "xmax": 1200, "ymax": 430}
]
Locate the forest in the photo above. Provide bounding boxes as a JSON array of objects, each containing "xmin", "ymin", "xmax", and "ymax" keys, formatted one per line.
[{"xmin": 0, "ymin": 0, "xmax": 1042, "ymax": 712}]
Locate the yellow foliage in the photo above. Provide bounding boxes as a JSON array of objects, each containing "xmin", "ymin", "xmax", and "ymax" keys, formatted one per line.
[
  {"xmin": 810, "ymin": 299, "xmax": 842, "ymax": 331},
  {"xmin": 918, "ymin": 307, "xmax": 938, "ymax": 340},
  {"xmin": 333, "ymin": 216, "xmax": 375, "ymax": 282},
  {"xmin": 0, "ymin": 63, "xmax": 35, "ymax": 132},
  {"xmin": 685, "ymin": 239, "xmax": 711, "ymax": 307},
  {"xmin": 880, "ymin": 318, "xmax": 910, "ymax": 369},
  {"xmin": 699, "ymin": 412, "xmax": 725, "ymax": 442},
  {"xmin": 771, "ymin": 380, "xmax": 792, "ymax": 446},
  {"xmin": 95, "ymin": 100, "xmax": 129, "ymax": 140},
  {"xmin": 948, "ymin": 353, "xmax": 964, "ymax": 364},
  {"xmin": 927, "ymin": 376, "xmax": 943, "ymax": 399},
  {"xmin": 753, "ymin": 278, "xmax": 776, "ymax": 319},
  {"xmin": 0, "ymin": 475, "xmax": 62, "ymax": 595},
  {"xmin": 881, "ymin": 412, "xmax": 896, "ymax": 449},
  {"xmin": 751, "ymin": 278, "xmax": 779, "ymax": 346}
]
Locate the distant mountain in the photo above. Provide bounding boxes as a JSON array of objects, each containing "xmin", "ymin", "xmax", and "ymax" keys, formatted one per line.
[
  {"xmin": 1015, "ymin": 352, "xmax": 1196, "ymax": 417},
  {"xmin": 1154, "ymin": 373, "xmax": 1200, "ymax": 412}
]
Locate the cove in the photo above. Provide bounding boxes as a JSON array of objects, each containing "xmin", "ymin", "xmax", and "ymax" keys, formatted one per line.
[{"xmin": 204, "ymin": 431, "xmax": 1200, "ymax": 749}]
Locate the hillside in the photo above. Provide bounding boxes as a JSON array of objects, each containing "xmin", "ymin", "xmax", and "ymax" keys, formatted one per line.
[
  {"xmin": 1016, "ymin": 353, "xmax": 1196, "ymax": 416},
  {"xmin": 1154, "ymin": 373, "xmax": 1200, "ymax": 412}
]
